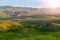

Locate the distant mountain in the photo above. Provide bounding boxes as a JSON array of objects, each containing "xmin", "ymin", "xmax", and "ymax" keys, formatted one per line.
[
  {"xmin": 0, "ymin": 6, "xmax": 10, "ymax": 8},
  {"xmin": 0, "ymin": 6, "xmax": 60, "ymax": 18},
  {"xmin": 0, "ymin": 6, "xmax": 38, "ymax": 10}
]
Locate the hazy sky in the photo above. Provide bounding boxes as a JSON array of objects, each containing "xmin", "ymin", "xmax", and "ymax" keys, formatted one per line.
[{"xmin": 0, "ymin": 0, "xmax": 60, "ymax": 8}]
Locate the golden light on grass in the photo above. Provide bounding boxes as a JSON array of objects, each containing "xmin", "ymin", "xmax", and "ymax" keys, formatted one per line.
[{"xmin": 0, "ymin": 20, "xmax": 23, "ymax": 31}]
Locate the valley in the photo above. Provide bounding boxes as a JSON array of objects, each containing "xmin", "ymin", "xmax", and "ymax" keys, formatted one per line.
[{"xmin": 0, "ymin": 6, "xmax": 60, "ymax": 40}]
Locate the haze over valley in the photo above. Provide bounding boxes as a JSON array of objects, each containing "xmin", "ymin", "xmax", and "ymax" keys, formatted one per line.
[{"xmin": 0, "ymin": 6, "xmax": 60, "ymax": 19}]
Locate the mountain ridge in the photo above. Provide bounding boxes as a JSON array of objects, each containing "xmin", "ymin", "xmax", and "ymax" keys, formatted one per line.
[{"xmin": 0, "ymin": 6, "xmax": 60, "ymax": 18}]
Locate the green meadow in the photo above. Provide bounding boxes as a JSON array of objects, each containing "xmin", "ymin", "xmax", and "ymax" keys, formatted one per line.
[{"xmin": 0, "ymin": 17, "xmax": 60, "ymax": 40}]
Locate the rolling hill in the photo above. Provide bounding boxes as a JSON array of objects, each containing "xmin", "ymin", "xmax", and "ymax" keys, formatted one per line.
[{"xmin": 0, "ymin": 6, "xmax": 60, "ymax": 18}]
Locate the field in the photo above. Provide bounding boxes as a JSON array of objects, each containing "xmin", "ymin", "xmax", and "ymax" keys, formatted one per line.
[
  {"xmin": 0, "ymin": 31, "xmax": 60, "ymax": 40},
  {"xmin": 0, "ymin": 17, "xmax": 60, "ymax": 40}
]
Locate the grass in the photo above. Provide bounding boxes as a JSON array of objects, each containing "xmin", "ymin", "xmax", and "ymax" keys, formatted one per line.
[
  {"xmin": 0, "ymin": 31, "xmax": 60, "ymax": 40},
  {"xmin": 0, "ymin": 19, "xmax": 60, "ymax": 40},
  {"xmin": 0, "ymin": 20, "xmax": 24, "ymax": 31}
]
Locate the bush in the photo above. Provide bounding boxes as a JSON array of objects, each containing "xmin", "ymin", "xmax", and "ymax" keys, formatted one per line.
[{"xmin": 35, "ymin": 22, "xmax": 60, "ymax": 31}]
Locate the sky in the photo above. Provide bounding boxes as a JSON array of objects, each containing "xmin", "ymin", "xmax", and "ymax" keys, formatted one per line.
[{"xmin": 0, "ymin": 0, "xmax": 60, "ymax": 8}]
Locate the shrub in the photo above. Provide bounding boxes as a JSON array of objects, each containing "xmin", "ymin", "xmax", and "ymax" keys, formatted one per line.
[{"xmin": 35, "ymin": 22, "xmax": 60, "ymax": 31}]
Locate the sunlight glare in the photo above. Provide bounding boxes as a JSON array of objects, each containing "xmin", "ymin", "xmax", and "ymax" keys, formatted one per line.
[{"xmin": 48, "ymin": 0, "xmax": 59, "ymax": 8}]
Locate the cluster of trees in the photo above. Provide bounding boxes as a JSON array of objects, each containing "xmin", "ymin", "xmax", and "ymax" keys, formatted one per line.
[
  {"xmin": 22, "ymin": 20, "xmax": 60, "ymax": 32},
  {"xmin": 0, "ymin": 19, "xmax": 60, "ymax": 32}
]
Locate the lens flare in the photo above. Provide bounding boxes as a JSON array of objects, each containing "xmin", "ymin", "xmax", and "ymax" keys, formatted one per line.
[{"xmin": 47, "ymin": 0, "xmax": 59, "ymax": 8}]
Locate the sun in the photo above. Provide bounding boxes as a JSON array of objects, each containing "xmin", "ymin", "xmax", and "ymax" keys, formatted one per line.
[{"xmin": 48, "ymin": 0, "xmax": 59, "ymax": 8}]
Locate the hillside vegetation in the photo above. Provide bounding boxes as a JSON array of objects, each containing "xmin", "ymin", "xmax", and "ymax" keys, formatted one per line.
[
  {"xmin": 0, "ymin": 19, "xmax": 60, "ymax": 31},
  {"xmin": 0, "ymin": 20, "xmax": 23, "ymax": 31},
  {"xmin": 0, "ymin": 20, "xmax": 60, "ymax": 40},
  {"xmin": 0, "ymin": 6, "xmax": 60, "ymax": 40},
  {"xmin": 0, "ymin": 18, "xmax": 60, "ymax": 40}
]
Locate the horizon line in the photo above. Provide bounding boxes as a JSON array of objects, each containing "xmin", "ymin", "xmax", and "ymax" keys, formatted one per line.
[{"xmin": 0, "ymin": 6, "xmax": 60, "ymax": 8}]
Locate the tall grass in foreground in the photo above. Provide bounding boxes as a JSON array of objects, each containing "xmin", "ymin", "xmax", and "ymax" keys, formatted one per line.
[{"xmin": 0, "ymin": 31, "xmax": 60, "ymax": 40}]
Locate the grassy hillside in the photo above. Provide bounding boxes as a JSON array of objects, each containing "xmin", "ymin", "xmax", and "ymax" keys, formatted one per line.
[
  {"xmin": 0, "ymin": 20, "xmax": 23, "ymax": 31},
  {"xmin": 0, "ymin": 19, "xmax": 60, "ymax": 40},
  {"xmin": 0, "ymin": 6, "xmax": 60, "ymax": 40},
  {"xmin": 0, "ymin": 29, "xmax": 60, "ymax": 40}
]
